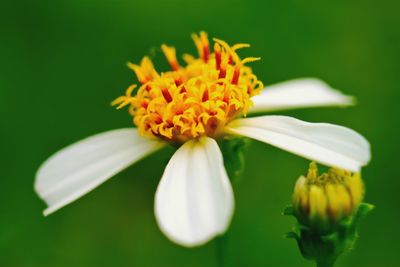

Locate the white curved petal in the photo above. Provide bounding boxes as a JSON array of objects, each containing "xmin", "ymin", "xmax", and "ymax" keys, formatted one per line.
[
  {"xmin": 225, "ymin": 116, "xmax": 370, "ymax": 172},
  {"xmin": 249, "ymin": 78, "xmax": 354, "ymax": 113},
  {"xmin": 155, "ymin": 137, "xmax": 234, "ymax": 247},
  {"xmin": 35, "ymin": 128, "xmax": 164, "ymax": 216}
]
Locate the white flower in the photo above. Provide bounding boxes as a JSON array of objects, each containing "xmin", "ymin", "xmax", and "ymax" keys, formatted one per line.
[{"xmin": 35, "ymin": 33, "xmax": 371, "ymax": 247}]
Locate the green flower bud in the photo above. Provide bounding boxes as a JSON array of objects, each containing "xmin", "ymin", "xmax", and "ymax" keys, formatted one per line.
[
  {"xmin": 292, "ymin": 162, "xmax": 364, "ymax": 234},
  {"xmin": 285, "ymin": 162, "xmax": 373, "ymax": 267}
]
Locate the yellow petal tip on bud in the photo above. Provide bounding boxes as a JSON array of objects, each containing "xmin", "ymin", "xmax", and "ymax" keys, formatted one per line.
[{"xmin": 306, "ymin": 161, "xmax": 318, "ymax": 180}]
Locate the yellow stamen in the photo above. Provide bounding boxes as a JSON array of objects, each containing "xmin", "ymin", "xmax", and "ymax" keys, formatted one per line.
[
  {"xmin": 127, "ymin": 57, "xmax": 158, "ymax": 84},
  {"xmin": 113, "ymin": 32, "xmax": 263, "ymax": 142},
  {"xmin": 182, "ymin": 54, "xmax": 195, "ymax": 64},
  {"xmin": 213, "ymin": 38, "xmax": 240, "ymax": 64},
  {"xmin": 161, "ymin": 44, "xmax": 180, "ymax": 71},
  {"xmin": 127, "ymin": 62, "xmax": 147, "ymax": 84},
  {"xmin": 191, "ymin": 33, "xmax": 203, "ymax": 59},
  {"xmin": 232, "ymin": 43, "xmax": 250, "ymax": 51},
  {"xmin": 111, "ymin": 84, "xmax": 137, "ymax": 109},
  {"xmin": 241, "ymin": 57, "xmax": 261, "ymax": 65}
]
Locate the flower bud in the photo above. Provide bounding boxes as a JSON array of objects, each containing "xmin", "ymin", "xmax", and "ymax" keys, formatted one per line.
[
  {"xmin": 286, "ymin": 162, "xmax": 373, "ymax": 266},
  {"xmin": 292, "ymin": 162, "xmax": 364, "ymax": 233}
]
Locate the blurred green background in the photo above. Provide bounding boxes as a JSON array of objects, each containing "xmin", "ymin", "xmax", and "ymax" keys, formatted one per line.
[{"xmin": 1, "ymin": 0, "xmax": 399, "ymax": 266}]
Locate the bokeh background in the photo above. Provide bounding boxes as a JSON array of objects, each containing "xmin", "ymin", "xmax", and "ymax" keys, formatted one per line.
[{"xmin": 1, "ymin": 0, "xmax": 399, "ymax": 266}]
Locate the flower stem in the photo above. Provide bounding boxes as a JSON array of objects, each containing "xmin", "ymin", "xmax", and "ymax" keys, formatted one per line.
[
  {"xmin": 216, "ymin": 232, "xmax": 233, "ymax": 267},
  {"xmin": 316, "ymin": 257, "xmax": 335, "ymax": 267}
]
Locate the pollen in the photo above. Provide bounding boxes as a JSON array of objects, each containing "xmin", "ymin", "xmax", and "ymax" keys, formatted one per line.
[{"xmin": 112, "ymin": 32, "xmax": 263, "ymax": 142}]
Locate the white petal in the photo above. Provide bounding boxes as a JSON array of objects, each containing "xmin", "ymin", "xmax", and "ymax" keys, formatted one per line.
[
  {"xmin": 35, "ymin": 128, "xmax": 164, "ymax": 216},
  {"xmin": 249, "ymin": 78, "xmax": 354, "ymax": 113},
  {"xmin": 225, "ymin": 116, "xmax": 370, "ymax": 172},
  {"xmin": 154, "ymin": 137, "xmax": 234, "ymax": 247}
]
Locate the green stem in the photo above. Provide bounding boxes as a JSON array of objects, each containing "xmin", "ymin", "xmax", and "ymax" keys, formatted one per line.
[
  {"xmin": 216, "ymin": 232, "xmax": 233, "ymax": 267},
  {"xmin": 217, "ymin": 137, "xmax": 248, "ymax": 267},
  {"xmin": 316, "ymin": 257, "xmax": 336, "ymax": 267}
]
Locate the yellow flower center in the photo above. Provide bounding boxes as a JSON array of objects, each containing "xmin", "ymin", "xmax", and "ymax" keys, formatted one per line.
[{"xmin": 112, "ymin": 32, "xmax": 263, "ymax": 142}]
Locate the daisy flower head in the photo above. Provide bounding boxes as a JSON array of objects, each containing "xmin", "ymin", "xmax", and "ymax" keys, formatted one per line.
[{"xmin": 35, "ymin": 32, "xmax": 371, "ymax": 247}]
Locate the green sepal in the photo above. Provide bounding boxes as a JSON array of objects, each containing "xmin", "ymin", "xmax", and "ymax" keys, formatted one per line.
[
  {"xmin": 285, "ymin": 231, "xmax": 299, "ymax": 240},
  {"xmin": 354, "ymin": 203, "xmax": 374, "ymax": 222},
  {"xmin": 283, "ymin": 205, "xmax": 295, "ymax": 216},
  {"xmin": 285, "ymin": 202, "xmax": 374, "ymax": 267},
  {"xmin": 219, "ymin": 137, "xmax": 251, "ymax": 183}
]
